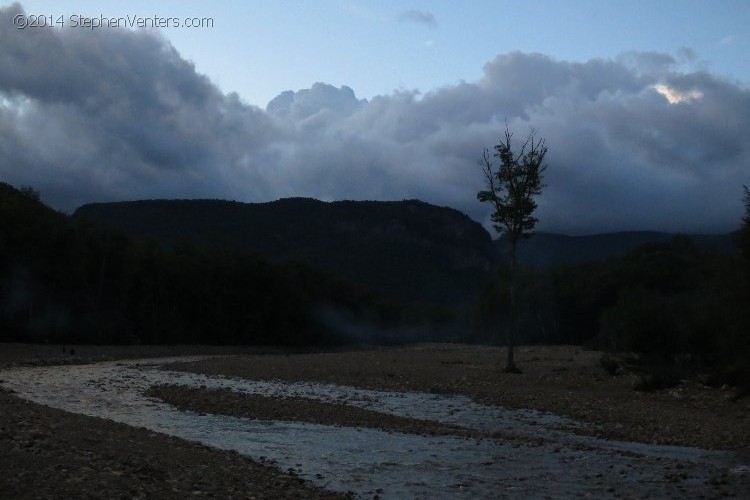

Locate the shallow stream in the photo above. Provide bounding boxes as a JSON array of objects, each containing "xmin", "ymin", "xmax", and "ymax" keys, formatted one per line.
[{"xmin": 1, "ymin": 357, "xmax": 746, "ymax": 498}]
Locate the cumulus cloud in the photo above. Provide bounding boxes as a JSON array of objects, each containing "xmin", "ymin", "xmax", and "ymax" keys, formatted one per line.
[
  {"xmin": 399, "ymin": 10, "xmax": 437, "ymax": 29},
  {"xmin": 1, "ymin": 4, "xmax": 748, "ymax": 235}
]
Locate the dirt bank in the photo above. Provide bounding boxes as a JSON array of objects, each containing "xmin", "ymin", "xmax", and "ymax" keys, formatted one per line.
[{"xmin": 146, "ymin": 384, "xmax": 481, "ymax": 439}]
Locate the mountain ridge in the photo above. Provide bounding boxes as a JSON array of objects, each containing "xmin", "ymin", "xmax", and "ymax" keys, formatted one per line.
[
  {"xmin": 74, "ymin": 198, "xmax": 740, "ymax": 290},
  {"xmin": 74, "ymin": 197, "xmax": 498, "ymax": 305}
]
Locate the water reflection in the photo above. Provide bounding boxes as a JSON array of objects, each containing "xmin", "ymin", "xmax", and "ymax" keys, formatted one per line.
[{"xmin": 1, "ymin": 357, "xmax": 744, "ymax": 498}]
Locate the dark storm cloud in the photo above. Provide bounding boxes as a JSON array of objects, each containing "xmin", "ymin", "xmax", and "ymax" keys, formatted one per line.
[
  {"xmin": 399, "ymin": 10, "xmax": 437, "ymax": 29},
  {"xmin": 1, "ymin": 4, "xmax": 748, "ymax": 234},
  {"xmin": 0, "ymin": 3, "xmax": 278, "ymax": 207}
]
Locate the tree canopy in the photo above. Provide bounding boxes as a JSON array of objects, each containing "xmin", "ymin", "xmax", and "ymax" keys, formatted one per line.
[{"xmin": 478, "ymin": 126, "xmax": 547, "ymax": 245}]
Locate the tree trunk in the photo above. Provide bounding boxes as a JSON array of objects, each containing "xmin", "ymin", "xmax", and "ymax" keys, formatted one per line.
[{"xmin": 506, "ymin": 239, "xmax": 520, "ymax": 373}]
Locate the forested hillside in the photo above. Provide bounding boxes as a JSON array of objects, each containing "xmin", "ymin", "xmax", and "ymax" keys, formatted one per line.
[
  {"xmin": 74, "ymin": 198, "xmax": 498, "ymax": 306},
  {"xmin": 0, "ymin": 183, "xmax": 394, "ymax": 345},
  {"xmin": 495, "ymin": 231, "xmax": 736, "ymax": 267}
]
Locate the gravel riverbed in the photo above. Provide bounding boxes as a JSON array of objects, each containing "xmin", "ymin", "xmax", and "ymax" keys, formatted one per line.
[
  {"xmin": 1, "ymin": 343, "xmax": 748, "ymax": 498},
  {"xmin": 0, "ymin": 344, "xmax": 347, "ymax": 499}
]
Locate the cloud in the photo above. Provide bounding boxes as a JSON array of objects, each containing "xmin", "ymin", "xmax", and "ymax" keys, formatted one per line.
[
  {"xmin": 399, "ymin": 10, "xmax": 437, "ymax": 29},
  {"xmin": 266, "ymin": 82, "xmax": 365, "ymax": 124},
  {"xmin": 0, "ymin": 4, "xmax": 278, "ymax": 206},
  {"xmin": 1, "ymin": 4, "xmax": 748, "ymax": 235}
]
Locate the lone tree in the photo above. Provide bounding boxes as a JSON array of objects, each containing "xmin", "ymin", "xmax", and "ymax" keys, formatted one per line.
[{"xmin": 478, "ymin": 125, "xmax": 547, "ymax": 373}]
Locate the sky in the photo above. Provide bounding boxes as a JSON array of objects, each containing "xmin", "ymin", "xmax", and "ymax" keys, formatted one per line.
[{"xmin": 1, "ymin": 1, "xmax": 749, "ymax": 235}]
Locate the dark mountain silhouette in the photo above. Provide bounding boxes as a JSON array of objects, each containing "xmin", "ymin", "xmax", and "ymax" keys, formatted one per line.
[
  {"xmin": 0, "ymin": 183, "xmax": 393, "ymax": 345},
  {"xmin": 74, "ymin": 198, "xmax": 499, "ymax": 305},
  {"xmin": 4, "ymin": 180, "xmax": 745, "ymax": 355},
  {"xmin": 74, "ymin": 199, "xmax": 738, "ymax": 306}
]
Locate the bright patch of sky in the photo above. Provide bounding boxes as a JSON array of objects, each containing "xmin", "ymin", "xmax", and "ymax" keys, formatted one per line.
[{"xmin": 654, "ymin": 84, "xmax": 704, "ymax": 104}]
